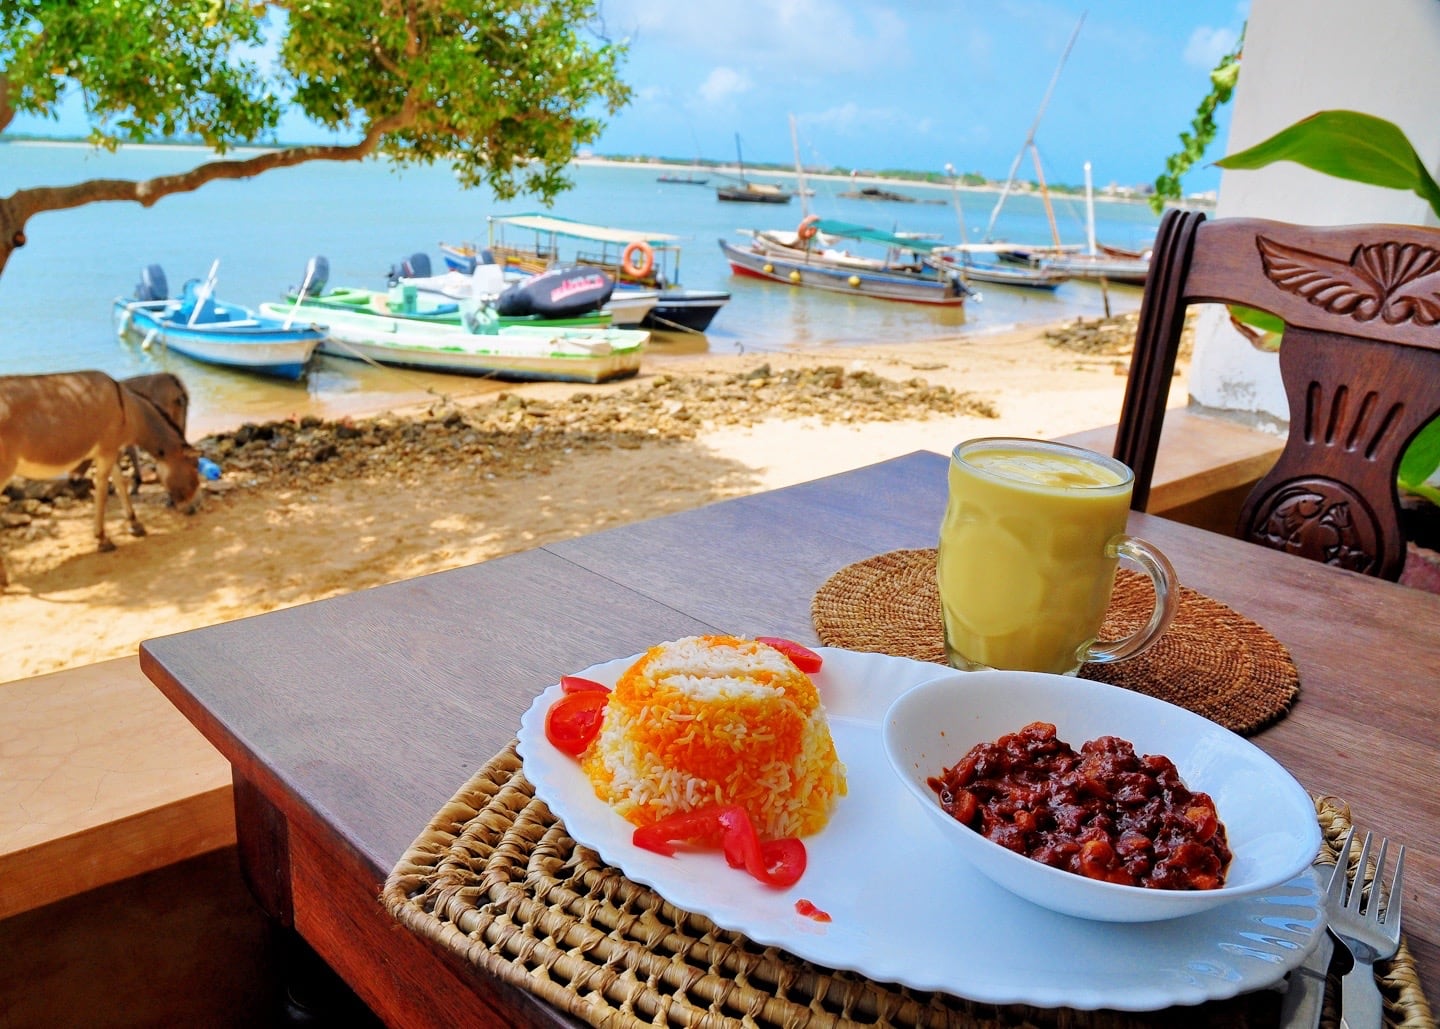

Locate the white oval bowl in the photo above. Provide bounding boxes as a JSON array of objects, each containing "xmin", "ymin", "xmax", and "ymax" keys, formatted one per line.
[{"xmin": 882, "ymin": 670, "xmax": 1320, "ymax": 922}]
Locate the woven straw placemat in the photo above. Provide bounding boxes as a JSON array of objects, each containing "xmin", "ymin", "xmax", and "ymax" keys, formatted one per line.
[
  {"xmin": 382, "ymin": 741, "xmax": 1432, "ymax": 1029},
  {"xmin": 810, "ymin": 548, "xmax": 1300, "ymax": 736}
]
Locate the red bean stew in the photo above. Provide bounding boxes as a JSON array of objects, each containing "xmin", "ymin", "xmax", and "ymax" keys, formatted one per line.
[{"xmin": 928, "ymin": 721, "xmax": 1231, "ymax": 890}]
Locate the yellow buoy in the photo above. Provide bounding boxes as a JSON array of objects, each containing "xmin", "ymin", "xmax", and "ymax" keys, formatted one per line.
[
  {"xmin": 848, "ymin": 275, "xmax": 861, "ymax": 288},
  {"xmin": 763, "ymin": 263, "xmax": 775, "ymax": 274},
  {"xmin": 789, "ymin": 270, "xmax": 802, "ymax": 283}
]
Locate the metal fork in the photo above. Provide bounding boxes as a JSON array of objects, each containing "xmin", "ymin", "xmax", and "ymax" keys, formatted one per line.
[{"xmin": 1328, "ymin": 827, "xmax": 1406, "ymax": 1029}]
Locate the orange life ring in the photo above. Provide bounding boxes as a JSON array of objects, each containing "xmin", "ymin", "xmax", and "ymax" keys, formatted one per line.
[
  {"xmin": 621, "ymin": 240, "xmax": 655, "ymax": 279},
  {"xmin": 797, "ymin": 214, "xmax": 821, "ymax": 242}
]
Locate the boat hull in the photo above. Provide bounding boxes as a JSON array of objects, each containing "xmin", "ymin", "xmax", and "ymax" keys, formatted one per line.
[
  {"xmin": 716, "ymin": 186, "xmax": 792, "ymax": 204},
  {"xmin": 258, "ymin": 303, "xmax": 648, "ymax": 384},
  {"xmin": 718, "ymin": 239, "xmax": 968, "ymax": 306},
  {"xmin": 960, "ymin": 264, "xmax": 1068, "ymax": 290},
  {"xmin": 627, "ymin": 289, "xmax": 730, "ymax": 333},
  {"xmin": 113, "ymin": 299, "xmax": 321, "ymax": 381},
  {"xmin": 1041, "ymin": 256, "xmax": 1150, "ymax": 286}
]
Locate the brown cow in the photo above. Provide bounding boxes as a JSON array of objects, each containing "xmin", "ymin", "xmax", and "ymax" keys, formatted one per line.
[{"xmin": 1, "ymin": 370, "xmax": 200, "ymax": 587}]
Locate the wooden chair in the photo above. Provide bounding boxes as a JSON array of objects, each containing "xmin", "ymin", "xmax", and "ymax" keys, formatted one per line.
[{"xmin": 1115, "ymin": 209, "xmax": 1440, "ymax": 581}]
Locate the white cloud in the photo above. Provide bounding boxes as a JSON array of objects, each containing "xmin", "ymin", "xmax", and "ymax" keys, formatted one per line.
[
  {"xmin": 698, "ymin": 67, "xmax": 753, "ymax": 105},
  {"xmin": 1183, "ymin": 26, "xmax": 1240, "ymax": 70}
]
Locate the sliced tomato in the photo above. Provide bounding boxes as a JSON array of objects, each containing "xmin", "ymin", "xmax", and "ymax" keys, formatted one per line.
[
  {"xmin": 560, "ymin": 675, "xmax": 610, "ymax": 694},
  {"xmin": 632, "ymin": 803, "xmax": 807, "ymax": 888},
  {"xmin": 632, "ymin": 805, "xmax": 729, "ymax": 856},
  {"xmin": 755, "ymin": 636, "xmax": 823, "ymax": 674},
  {"xmin": 756, "ymin": 837, "xmax": 807, "ymax": 887},
  {"xmin": 715, "ymin": 806, "xmax": 807, "ymax": 887},
  {"xmin": 544, "ymin": 690, "xmax": 607, "ymax": 756}
]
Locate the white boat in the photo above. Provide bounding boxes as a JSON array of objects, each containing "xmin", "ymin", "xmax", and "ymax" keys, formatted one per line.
[
  {"xmin": 257, "ymin": 302, "xmax": 648, "ymax": 383},
  {"xmin": 114, "ymin": 263, "xmax": 322, "ymax": 381}
]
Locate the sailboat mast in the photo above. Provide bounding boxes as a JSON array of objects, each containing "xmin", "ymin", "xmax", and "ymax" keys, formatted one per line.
[
  {"xmin": 1030, "ymin": 144, "xmax": 1062, "ymax": 248},
  {"xmin": 790, "ymin": 114, "xmax": 809, "ymax": 218},
  {"xmin": 983, "ymin": 12, "xmax": 1086, "ymax": 241},
  {"xmin": 1084, "ymin": 160, "xmax": 1097, "ymax": 256},
  {"xmin": 735, "ymin": 132, "xmax": 747, "ymax": 184}
]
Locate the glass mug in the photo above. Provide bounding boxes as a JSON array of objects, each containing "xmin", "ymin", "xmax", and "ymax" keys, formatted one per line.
[{"xmin": 937, "ymin": 437, "xmax": 1178, "ymax": 675}]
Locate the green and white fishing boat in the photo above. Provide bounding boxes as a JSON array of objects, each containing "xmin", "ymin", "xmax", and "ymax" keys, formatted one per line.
[{"xmin": 258, "ymin": 301, "xmax": 648, "ymax": 383}]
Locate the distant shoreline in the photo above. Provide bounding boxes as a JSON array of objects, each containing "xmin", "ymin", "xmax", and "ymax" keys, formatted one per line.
[{"xmin": 4, "ymin": 136, "xmax": 1213, "ymax": 211}]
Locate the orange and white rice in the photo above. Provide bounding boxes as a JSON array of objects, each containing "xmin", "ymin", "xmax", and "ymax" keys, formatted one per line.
[{"xmin": 580, "ymin": 635, "xmax": 847, "ymax": 839}]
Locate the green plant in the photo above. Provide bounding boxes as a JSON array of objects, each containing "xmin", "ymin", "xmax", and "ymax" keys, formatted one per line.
[
  {"xmin": 1215, "ymin": 110, "xmax": 1440, "ymax": 504},
  {"xmin": 1150, "ymin": 34, "xmax": 1243, "ymax": 213}
]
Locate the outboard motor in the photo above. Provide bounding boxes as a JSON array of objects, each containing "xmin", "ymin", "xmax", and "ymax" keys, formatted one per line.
[
  {"xmin": 496, "ymin": 265, "xmax": 614, "ymax": 318},
  {"xmin": 401, "ymin": 251, "xmax": 432, "ymax": 279},
  {"xmin": 299, "ymin": 255, "xmax": 329, "ymax": 297},
  {"xmin": 135, "ymin": 264, "xmax": 168, "ymax": 302}
]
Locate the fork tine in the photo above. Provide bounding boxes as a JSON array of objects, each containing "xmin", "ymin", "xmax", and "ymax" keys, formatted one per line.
[
  {"xmin": 1325, "ymin": 838, "xmax": 1349, "ymax": 907},
  {"xmin": 1346, "ymin": 830, "xmax": 1374, "ymax": 915},
  {"xmin": 1383, "ymin": 844, "xmax": 1406, "ymax": 942},
  {"xmin": 1368, "ymin": 836, "xmax": 1389, "ymax": 920}
]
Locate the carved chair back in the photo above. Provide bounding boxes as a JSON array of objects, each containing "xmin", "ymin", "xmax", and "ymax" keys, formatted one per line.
[{"xmin": 1115, "ymin": 209, "xmax": 1440, "ymax": 580}]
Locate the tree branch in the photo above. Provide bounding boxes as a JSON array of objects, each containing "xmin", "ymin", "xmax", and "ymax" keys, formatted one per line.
[
  {"xmin": 0, "ymin": 110, "xmax": 407, "ymax": 272},
  {"xmin": 0, "ymin": 72, "xmax": 14, "ymax": 135}
]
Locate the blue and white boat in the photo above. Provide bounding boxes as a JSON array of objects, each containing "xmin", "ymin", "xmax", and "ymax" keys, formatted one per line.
[{"xmin": 113, "ymin": 263, "xmax": 323, "ymax": 381}]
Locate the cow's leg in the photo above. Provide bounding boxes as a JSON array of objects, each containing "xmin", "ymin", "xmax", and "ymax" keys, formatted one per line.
[{"xmin": 110, "ymin": 461, "xmax": 146, "ymax": 538}]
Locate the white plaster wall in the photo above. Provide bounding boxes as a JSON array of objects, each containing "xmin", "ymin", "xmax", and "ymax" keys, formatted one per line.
[{"xmin": 1189, "ymin": 0, "xmax": 1440, "ymax": 424}]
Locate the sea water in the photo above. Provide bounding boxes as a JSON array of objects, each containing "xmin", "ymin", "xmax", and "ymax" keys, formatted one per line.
[{"xmin": 0, "ymin": 141, "xmax": 1160, "ymax": 431}]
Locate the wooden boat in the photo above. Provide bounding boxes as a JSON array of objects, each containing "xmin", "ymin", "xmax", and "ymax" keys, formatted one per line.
[
  {"xmin": 113, "ymin": 263, "xmax": 321, "ymax": 380},
  {"xmin": 933, "ymin": 244, "xmax": 1071, "ymax": 291},
  {"xmin": 257, "ymin": 301, "xmax": 649, "ymax": 383},
  {"xmin": 716, "ymin": 181, "xmax": 793, "ymax": 204},
  {"xmin": 715, "ymin": 133, "xmax": 793, "ymax": 205},
  {"xmin": 657, "ymin": 173, "xmax": 709, "ymax": 185},
  {"xmin": 837, "ymin": 185, "xmax": 945, "ymax": 205},
  {"xmin": 991, "ymin": 167, "xmax": 1151, "ymax": 286},
  {"xmin": 485, "ymin": 213, "xmax": 729, "ymax": 333},
  {"xmin": 719, "ymin": 219, "xmax": 972, "ymax": 306}
]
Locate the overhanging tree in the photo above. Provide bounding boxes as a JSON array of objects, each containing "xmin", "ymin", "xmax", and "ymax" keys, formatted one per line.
[{"xmin": 0, "ymin": 0, "xmax": 632, "ymax": 277}]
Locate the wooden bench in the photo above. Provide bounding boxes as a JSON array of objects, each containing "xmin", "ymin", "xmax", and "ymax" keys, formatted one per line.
[
  {"xmin": 0, "ymin": 656, "xmax": 235, "ymax": 920},
  {"xmin": 1058, "ymin": 408, "xmax": 1284, "ymax": 535}
]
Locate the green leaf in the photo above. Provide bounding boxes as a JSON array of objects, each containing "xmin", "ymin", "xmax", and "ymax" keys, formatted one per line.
[
  {"xmin": 1217, "ymin": 110, "xmax": 1440, "ymax": 218},
  {"xmin": 1399, "ymin": 416, "xmax": 1440, "ymax": 492},
  {"xmin": 1228, "ymin": 304, "xmax": 1284, "ymax": 336}
]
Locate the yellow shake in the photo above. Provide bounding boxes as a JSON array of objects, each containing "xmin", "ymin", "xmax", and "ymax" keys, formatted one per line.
[{"xmin": 938, "ymin": 439, "xmax": 1134, "ymax": 674}]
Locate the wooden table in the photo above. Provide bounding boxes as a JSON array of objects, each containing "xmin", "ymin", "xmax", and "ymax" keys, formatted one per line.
[{"xmin": 139, "ymin": 451, "xmax": 1439, "ymax": 1026}]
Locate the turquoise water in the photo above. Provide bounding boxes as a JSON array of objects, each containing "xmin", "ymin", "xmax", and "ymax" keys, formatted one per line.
[{"xmin": 0, "ymin": 142, "xmax": 1159, "ymax": 431}]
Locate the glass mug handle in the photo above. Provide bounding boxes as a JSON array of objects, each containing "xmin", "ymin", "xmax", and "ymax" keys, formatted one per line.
[{"xmin": 1084, "ymin": 536, "xmax": 1179, "ymax": 665}]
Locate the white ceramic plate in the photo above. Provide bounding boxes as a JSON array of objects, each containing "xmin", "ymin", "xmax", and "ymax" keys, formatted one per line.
[
  {"xmin": 516, "ymin": 648, "xmax": 1324, "ymax": 1012},
  {"xmin": 883, "ymin": 670, "xmax": 1322, "ymax": 922}
]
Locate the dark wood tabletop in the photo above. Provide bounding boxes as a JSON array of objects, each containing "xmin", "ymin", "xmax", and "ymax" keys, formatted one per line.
[{"xmin": 139, "ymin": 450, "xmax": 1439, "ymax": 1026}]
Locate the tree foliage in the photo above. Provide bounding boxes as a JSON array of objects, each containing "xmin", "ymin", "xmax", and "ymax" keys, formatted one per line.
[{"xmin": 0, "ymin": 0, "xmax": 632, "ymax": 275}]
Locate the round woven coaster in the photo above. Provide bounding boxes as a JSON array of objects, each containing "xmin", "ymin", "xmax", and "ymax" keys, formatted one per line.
[{"xmin": 810, "ymin": 548, "xmax": 1300, "ymax": 736}]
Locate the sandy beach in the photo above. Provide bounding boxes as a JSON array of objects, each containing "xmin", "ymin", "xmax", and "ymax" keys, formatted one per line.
[{"xmin": 0, "ymin": 314, "xmax": 1180, "ymax": 685}]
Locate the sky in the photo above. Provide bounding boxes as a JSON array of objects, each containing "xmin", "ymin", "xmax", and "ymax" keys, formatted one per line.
[
  {"xmin": 7, "ymin": 1, "xmax": 1248, "ymax": 197},
  {"xmin": 591, "ymin": 0, "xmax": 1249, "ymax": 195}
]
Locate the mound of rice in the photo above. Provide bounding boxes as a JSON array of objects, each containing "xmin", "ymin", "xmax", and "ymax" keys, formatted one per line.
[{"xmin": 580, "ymin": 634, "xmax": 847, "ymax": 839}]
